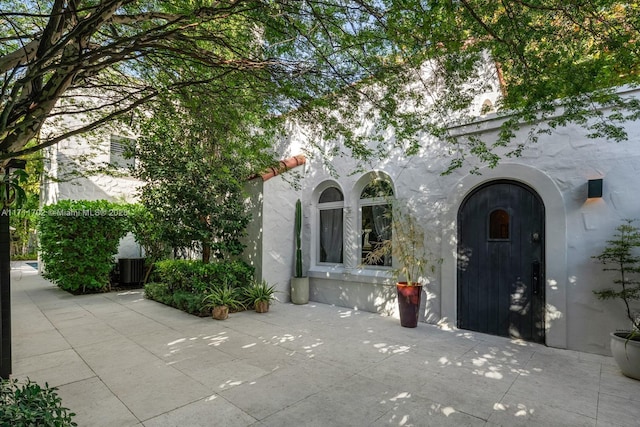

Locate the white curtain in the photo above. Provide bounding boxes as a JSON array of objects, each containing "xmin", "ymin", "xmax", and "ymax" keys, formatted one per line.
[{"xmin": 320, "ymin": 208, "xmax": 343, "ymax": 263}]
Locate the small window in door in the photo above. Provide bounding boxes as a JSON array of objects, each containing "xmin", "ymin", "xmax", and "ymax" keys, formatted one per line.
[{"xmin": 489, "ymin": 209, "xmax": 509, "ymax": 240}]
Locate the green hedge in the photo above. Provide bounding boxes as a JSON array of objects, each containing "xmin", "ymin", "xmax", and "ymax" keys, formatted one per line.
[
  {"xmin": 38, "ymin": 200, "xmax": 130, "ymax": 294},
  {"xmin": 10, "ymin": 253, "xmax": 38, "ymax": 261},
  {"xmin": 143, "ymin": 282, "xmax": 173, "ymax": 305},
  {"xmin": 145, "ymin": 259, "xmax": 254, "ymax": 315}
]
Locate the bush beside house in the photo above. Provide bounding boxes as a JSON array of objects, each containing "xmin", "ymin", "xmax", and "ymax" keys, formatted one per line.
[
  {"xmin": 38, "ymin": 199, "xmax": 131, "ymax": 294},
  {"xmin": 37, "ymin": 199, "xmax": 257, "ymax": 317}
]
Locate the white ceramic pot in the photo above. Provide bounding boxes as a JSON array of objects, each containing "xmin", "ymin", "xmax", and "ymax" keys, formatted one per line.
[
  {"xmin": 610, "ymin": 332, "xmax": 640, "ymax": 380},
  {"xmin": 290, "ymin": 276, "xmax": 309, "ymax": 304}
]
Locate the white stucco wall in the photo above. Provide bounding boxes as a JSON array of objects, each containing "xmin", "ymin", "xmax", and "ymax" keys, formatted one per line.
[
  {"xmin": 259, "ymin": 88, "xmax": 640, "ymax": 356},
  {"xmin": 243, "ymin": 180, "xmax": 265, "ymax": 284},
  {"xmin": 41, "ymin": 123, "xmax": 143, "ymax": 259},
  {"xmin": 248, "ymin": 174, "xmax": 307, "ymax": 302}
]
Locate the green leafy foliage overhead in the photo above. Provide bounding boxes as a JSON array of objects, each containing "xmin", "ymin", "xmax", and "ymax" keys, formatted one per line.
[
  {"xmin": 1, "ymin": 1, "xmax": 639, "ymax": 175},
  {"xmin": 38, "ymin": 200, "xmax": 131, "ymax": 294}
]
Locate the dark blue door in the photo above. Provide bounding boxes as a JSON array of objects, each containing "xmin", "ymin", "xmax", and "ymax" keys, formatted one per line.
[{"xmin": 457, "ymin": 181, "xmax": 545, "ymax": 343}]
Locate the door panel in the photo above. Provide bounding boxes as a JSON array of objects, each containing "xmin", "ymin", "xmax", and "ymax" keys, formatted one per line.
[{"xmin": 457, "ymin": 181, "xmax": 545, "ymax": 343}]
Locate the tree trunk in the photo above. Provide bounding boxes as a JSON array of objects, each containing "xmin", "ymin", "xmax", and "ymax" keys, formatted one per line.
[
  {"xmin": 142, "ymin": 264, "xmax": 153, "ymax": 285},
  {"xmin": 202, "ymin": 242, "xmax": 211, "ymax": 264}
]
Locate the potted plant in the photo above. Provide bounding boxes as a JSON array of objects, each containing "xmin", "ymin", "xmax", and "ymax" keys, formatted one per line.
[
  {"xmin": 593, "ymin": 219, "xmax": 640, "ymax": 380},
  {"xmin": 364, "ymin": 200, "xmax": 439, "ymax": 327},
  {"xmin": 244, "ymin": 280, "xmax": 277, "ymax": 313},
  {"xmin": 202, "ymin": 283, "xmax": 244, "ymax": 320},
  {"xmin": 290, "ymin": 199, "xmax": 309, "ymax": 304}
]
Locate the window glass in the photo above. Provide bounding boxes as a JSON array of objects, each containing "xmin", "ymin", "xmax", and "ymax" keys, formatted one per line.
[
  {"xmin": 361, "ymin": 180, "xmax": 394, "ymax": 199},
  {"xmin": 319, "ymin": 187, "xmax": 344, "ymax": 263},
  {"xmin": 319, "ymin": 187, "xmax": 343, "ymax": 203},
  {"xmin": 489, "ymin": 209, "xmax": 509, "ymax": 239},
  {"xmin": 360, "ymin": 179, "xmax": 393, "ymax": 266}
]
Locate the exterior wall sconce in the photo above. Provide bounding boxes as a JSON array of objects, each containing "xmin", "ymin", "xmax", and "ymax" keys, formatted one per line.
[{"xmin": 587, "ymin": 178, "xmax": 603, "ymax": 199}]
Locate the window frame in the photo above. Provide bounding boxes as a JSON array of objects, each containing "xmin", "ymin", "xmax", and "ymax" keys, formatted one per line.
[{"xmin": 359, "ymin": 180, "xmax": 394, "ymax": 269}]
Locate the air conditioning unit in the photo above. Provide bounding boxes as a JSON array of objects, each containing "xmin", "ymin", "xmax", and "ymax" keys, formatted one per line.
[{"xmin": 118, "ymin": 258, "xmax": 145, "ymax": 285}]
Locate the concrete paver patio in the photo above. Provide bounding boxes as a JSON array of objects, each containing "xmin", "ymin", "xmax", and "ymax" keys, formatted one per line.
[{"xmin": 8, "ymin": 262, "xmax": 640, "ymax": 426}]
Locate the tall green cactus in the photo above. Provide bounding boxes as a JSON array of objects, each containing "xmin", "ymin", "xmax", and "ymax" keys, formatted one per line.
[{"xmin": 295, "ymin": 199, "xmax": 303, "ymax": 277}]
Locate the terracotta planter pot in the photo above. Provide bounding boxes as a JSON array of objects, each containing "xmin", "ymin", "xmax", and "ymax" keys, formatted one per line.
[
  {"xmin": 212, "ymin": 305, "xmax": 229, "ymax": 320},
  {"xmin": 610, "ymin": 332, "xmax": 640, "ymax": 380},
  {"xmin": 255, "ymin": 300, "xmax": 269, "ymax": 313},
  {"xmin": 396, "ymin": 282, "xmax": 422, "ymax": 328}
]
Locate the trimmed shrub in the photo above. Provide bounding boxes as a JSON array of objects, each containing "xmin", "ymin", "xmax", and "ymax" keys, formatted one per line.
[
  {"xmin": 153, "ymin": 259, "xmax": 254, "ymax": 292},
  {"xmin": 173, "ymin": 290, "xmax": 208, "ymax": 315},
  {"xmin": 0, "ymin": 378, "xmax": 76, "ymax": 426},
  {"xmin": 143, "ymin": 282, "xmax": 173, "ymax": 306},
  {"xmin": 38, "ymin": 200, "xmax": 130, "ymax": 294},
  {"xmin": 145, "ymin": 259, "xmax": 254, "ymax": 315}
]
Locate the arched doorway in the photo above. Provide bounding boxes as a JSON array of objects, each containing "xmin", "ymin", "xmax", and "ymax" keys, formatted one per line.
[{"xmin": 457, "ymin": 180, "xmax": 545, "ymax": 343}]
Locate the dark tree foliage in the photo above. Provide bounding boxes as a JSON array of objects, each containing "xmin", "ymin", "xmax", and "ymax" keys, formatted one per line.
[
  {"xmin": 1, "ymin": 1, "xmax": 638, "ymax": 174},
  {"xmin": 134, "ymin": 97, "xmax": 258, "ymax": 262}
]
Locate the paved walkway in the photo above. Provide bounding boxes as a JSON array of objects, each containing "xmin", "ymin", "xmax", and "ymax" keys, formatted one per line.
[{"xmin": 8, "ymin": 262, "xmax": 639, "ymax": 426}]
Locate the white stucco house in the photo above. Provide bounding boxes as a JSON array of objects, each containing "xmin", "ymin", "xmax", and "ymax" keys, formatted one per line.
[
  {"xmin": 38, "ymin": 73, "xmax": 639, "ymax": 357},
  {"xmin": 245, "ymin": 86, "xmax": 640, "ymax": 357}
]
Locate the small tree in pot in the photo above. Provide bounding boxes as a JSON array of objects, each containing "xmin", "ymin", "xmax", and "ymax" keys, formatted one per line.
[
  {"xmin": 593, "ymin": 219, "xmax": 640, "ymax": 380},
  {"xmin": 364, "ymin": 200, "xmax": 440, "ymax": 327}
]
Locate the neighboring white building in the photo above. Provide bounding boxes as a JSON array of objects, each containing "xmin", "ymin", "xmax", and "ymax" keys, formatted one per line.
[
  {"xmin": 41, "ymin": 117, "xmax": 143, "ymax": 258},
  {"xmin": 245, "ymin": 86, "xmax": 640, "ymax": 356}
]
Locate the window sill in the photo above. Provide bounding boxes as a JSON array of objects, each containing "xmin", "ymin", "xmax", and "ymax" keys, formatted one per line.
[{"xmin": 308, "ymin": 265, "xmax": 394, "ymax": 285}]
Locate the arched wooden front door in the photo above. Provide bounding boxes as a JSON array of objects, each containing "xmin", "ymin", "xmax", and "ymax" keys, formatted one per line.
[{"xmin": 457, "ymin": 181, "xmax": 545, "ymax": 343}]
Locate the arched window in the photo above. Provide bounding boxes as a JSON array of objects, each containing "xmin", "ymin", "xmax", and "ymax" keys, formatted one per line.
[
  {"xmin": 318, "ymin": 187, "xmax": 344, "ymax": 263},
  {"xmin": 360, "ymin": 180, "xmax": 394, "ymax": 266}
]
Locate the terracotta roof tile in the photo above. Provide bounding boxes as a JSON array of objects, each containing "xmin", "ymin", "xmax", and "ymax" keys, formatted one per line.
[{"xmin": 259, "ymin": 154, "xmax": 306, "ymax": 181}]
